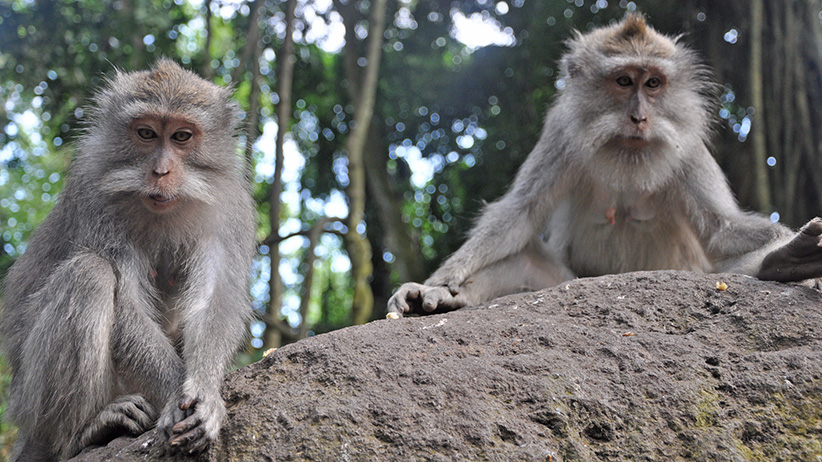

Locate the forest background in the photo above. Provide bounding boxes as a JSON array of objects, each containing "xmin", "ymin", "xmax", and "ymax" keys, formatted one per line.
[{"xmin": 1, "ymin": 0, "xmax": 822, "ymax": 457}]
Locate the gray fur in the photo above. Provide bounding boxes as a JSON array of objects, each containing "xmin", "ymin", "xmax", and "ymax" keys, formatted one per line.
[
  {"xmin": 388, "ymin": 14, "xmax": 822, "ymax": 316},
  {"xmin": 1, "ymin": 59, "xmax": 256, "ymax": 460}
]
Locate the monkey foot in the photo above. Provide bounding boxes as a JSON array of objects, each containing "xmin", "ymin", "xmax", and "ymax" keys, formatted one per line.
[
  {"xmin": 758, "ymin": 218, "xmax": 822, "ymax": 282},
  {"xmin": 76, "ymin": 394, "xmax": 158, "ymax": 452}
]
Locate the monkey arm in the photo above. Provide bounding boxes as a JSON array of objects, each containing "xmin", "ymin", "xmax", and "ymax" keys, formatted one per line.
[
  {"xmin": 389, "ymin": 128, "xmax": 573, "ymax": 317},
  {"xmin": 426, "ymin": 140, "xmax": 572, "ymax": 292},
  {"xmin": 681, "ymin": 153, "xmax": 802, "ymax": 277},
  {"xmin": 389, "ymin": 240, "xmax": 574, "ymax": 316},
  {"xmin": 424, "ymin": 197, "xmax": 546, "ymax": 291},
  {"xmin": 387, "ymin": 204, "xmax": 545, "ymax": 316},
  {"xmin": 112, "ymin": 264, "xmax": 185, "ymax": 405},
  {"xmin": 157, "ymin": 239, "xmax": 251, "ymax": 453},
  {"xmin": 707, "ymin": 214, "xmax": 822, "ymax": 283}
]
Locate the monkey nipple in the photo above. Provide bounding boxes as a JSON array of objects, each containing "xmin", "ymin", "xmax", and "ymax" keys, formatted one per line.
[{"xmin": 605, "ymin": 207, "xmax": 617, "ymax": 226}]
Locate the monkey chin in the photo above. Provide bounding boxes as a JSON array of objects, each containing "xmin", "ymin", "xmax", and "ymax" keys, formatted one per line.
[
  {"xmin": 142, "ymin": 193, "xmax": 179, "ymax": 213},
  {"xmin": 590, "ymin": 138, "xmax": 679, "ymax": 192}
]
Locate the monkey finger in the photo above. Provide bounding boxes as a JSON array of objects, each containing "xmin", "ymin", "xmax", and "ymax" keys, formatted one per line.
[
  {"xmin": 183, "ymin": 432, "xmax": 211, "ymax": 455},
  {"xmin": 388, "ymin": 290, "xmax": 412, "ymax": 315},
  {"xmin": 800, "ymin": 217, "xmax": 822, "ymax": 237},
  {"xmin": 135, "ymin": 396, "xmax": 160, "ymax": 421},
  {"xmin": 395, "ymin": 283, "xmax": 428, "ymax": 313},
  {"xmin": 118, "ymin": 416, "xmax": 148, "ymax": 436},
  {"xmin": 168, "ymin": 426, "xmax": 206, "ymax": 450},
  {"xmin": 122, "ymin": 395, "xmax": 159, "ymax": 422},
  {"xmin": 118, "ymin": 402, "xmax": 157, "ymax": 428},
  {"xmin": 171, "ymin": 414, "xmax": 202, "ymax": 435},
  {"xmin": 801, "ymin": 218, "xmax": 822, "ymax": 248},
  {"xmin": 177, "ymin": 394, "xmax": 198, "ymax": 411},
  {"xmin": 421, "ymin": 287, "xmax": 451, "ymax": 312}
]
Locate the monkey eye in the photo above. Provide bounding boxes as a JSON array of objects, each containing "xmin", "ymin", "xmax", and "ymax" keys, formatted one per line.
[
  {"xmin": 136, "ymin": 128, "xmax": 157, "ymax": 140},
  {"xmin": 616, "ymin": 76, "xmax": 633, "ymax": 87},
  {"xmin": 646, "ymin": 77, "xmax": 662, "ymax": 89},
  {"xmin": 171, "ymin": 131, "xmax": 193, "ymax": 142}
]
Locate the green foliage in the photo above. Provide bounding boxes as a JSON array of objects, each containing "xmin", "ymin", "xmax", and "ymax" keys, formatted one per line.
[{"xmin": 0, "ymin": 353, "xmax": 17, "ymax": 460}]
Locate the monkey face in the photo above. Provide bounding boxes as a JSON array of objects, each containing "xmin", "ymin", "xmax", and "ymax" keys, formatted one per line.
[
  {"xmin": 88, "ymin": 59, "xmax": 239, "ymax": 218},
  {"xmin": 128, "ymin": 115, "xmax": 202, "ymax": 214},
  {"xmin": 554, "ymin": 17, "xmax": 713, "ymax": 192},
  {"xmin": 604, "ymin": 65, "xmax": 667, "ymax": 141}
]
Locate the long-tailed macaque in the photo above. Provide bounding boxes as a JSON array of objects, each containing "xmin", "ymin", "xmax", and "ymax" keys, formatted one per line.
[
  {"xmin": 388, "ymin": 14, "xmax": 822, "ymax": 317},
  {"xmin": 1, "ymin": 59, "xmax": 256, "ymax": 460}
]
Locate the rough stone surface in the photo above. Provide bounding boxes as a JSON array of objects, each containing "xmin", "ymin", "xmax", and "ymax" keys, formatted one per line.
[{"xmin": 70, "ymin": 271, "xmax": 822, "ymax": 462}]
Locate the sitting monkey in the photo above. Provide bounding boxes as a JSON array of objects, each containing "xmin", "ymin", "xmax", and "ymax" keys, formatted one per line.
[
  {"xmin": 2, "ymin": 59, "xmax": 256, "ymax": 460},
  {"xmin": 388, "ymin": 14, "xmax": 822, "ymax": 317}
]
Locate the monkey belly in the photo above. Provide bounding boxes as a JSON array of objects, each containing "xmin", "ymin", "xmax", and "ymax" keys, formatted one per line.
[{"xmin": 565, "ymin": 216, "xmax": 711, "ymax": 277}]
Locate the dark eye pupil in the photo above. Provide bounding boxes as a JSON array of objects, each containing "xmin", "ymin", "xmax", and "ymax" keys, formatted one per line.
[
  {"xmin": 647, "ymin": 78, "xmax": 660, "ymax": 88},
  {"xmin": 617, "ymin": 76, "xmax": 632, "ymax": 86},
  {"xmin": 173, "ymin": 132, "xmax": 192, "ymax": 142},
  {"xmin": 137, "ymin": 128, "xmax": 155, "ymax": 139}
]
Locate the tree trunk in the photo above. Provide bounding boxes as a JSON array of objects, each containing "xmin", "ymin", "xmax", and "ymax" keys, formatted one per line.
[
  {"xmin": 342, "ymin": 0, "xmax": 388, "ymax": 325},
  {"xmin": 297, "ymin": 218, "xmax": 331, "ymax": 339},
  {"xmin": 201, "ymin": 0, "xmax": 213, "ymax": 79},
  {"xmin": 698, "ymin": 0, "xmax": 822, "ymax": 227},
  {"xmin": 264, "ymin": 0, "xmax": 298, "ymax": 349},
  {"xmin": 232, "ymin": 0, "xmax": 265, "ymax": 85},
  {"xmin": 748, "ymin": 0, "xmax": 770, "ymax": 213}
]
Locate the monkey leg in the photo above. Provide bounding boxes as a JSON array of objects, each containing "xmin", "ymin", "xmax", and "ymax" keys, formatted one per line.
[
  {"xmin": 8, "ymin": 433, "xmax": 53, "ymax": 462},
  {"xmin": 757, "ymin": 218, "xmax": 822, "ymax": 282},
  {"xmin": 8, "ymin": 252, "xmax": 119, "ymax": 460},
  {"xmin": 76, "ymin": 394, "xmax": 159, "ymax": 450},
  {"xmin": 111, "ymin": 271, "xmax": 185, "ymax": 408}
]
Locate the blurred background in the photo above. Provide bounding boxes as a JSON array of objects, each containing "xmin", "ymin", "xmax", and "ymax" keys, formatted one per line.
[{"xmin": 1, "ymin": 0, "xmax": 822, "ymax": 456}]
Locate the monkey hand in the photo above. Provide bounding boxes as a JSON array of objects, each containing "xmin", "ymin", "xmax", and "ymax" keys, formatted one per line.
[
  {"xmin": 75, "ymin": 394, "xmax": 159, "ymax": 454},
  {"xmin": 425, "ymin": 267, "xmax": 470, "ymax": 296},
  {"xmin": 159, "ymin": 392, "xmax": 226, "ymax": 455},
  {"xmin": 757, "ymin": 217, "xmax": 822, "ymax": 282},
  {"xmin": 387, "ymin": 282, "xmax": 470, "ymax": 318}
]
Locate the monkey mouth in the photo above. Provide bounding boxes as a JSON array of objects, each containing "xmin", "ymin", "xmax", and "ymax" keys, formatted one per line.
[
  {"xmin": 614, "ymin": 135, "xmax": 650, "ymax": 149},
  {"xmin": 149, "ymin": 194, "xmax": 174, "ymax": 203},
  {"xmin": 143, "ymin": 193, "xmax": 178, "ymax": 212}
]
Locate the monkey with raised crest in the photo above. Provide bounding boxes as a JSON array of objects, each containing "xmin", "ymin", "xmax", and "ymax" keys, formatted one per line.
[
  {"xmin": 1, "ymin": 59, "xmax": 256, "ymax": 460},
  {"xmin": 388, "ymin": 14, "xmax": 822, "ymax": 316}
]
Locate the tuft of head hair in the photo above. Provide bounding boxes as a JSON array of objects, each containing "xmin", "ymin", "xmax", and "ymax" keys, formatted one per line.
[
  {"xmin": 561, "ymin": 13, "xmax": 681, "ymax": 79},
  {"xmin": 88, "ymin": 58, "xmax": 237, "ymax": 135},
  {"xmin": 130, "ymin": 58, "xmax": 227, "ymax": 110}
]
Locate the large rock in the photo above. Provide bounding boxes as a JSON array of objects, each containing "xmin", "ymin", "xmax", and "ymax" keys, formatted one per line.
[{"xmin": 72, "ymin": 271, "xmax": 822, "ymax": 461}]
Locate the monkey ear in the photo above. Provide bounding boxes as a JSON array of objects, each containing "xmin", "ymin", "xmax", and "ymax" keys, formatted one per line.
[
  {"xmin": 561, "ymin": 56, "xmax": 583, "ymax": 79},
  {"xmin": 567, "ymin": 60, "xmax": 582, "ymax": 78},
  {"xmin": 561, "ymin": 30, "xmax": 587, "ymax": 79}
]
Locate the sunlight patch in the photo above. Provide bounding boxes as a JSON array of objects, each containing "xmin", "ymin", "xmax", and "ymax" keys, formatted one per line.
[{"xmin": 451, "ymin": 10, "xmax": 515, "ymax": 49}]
